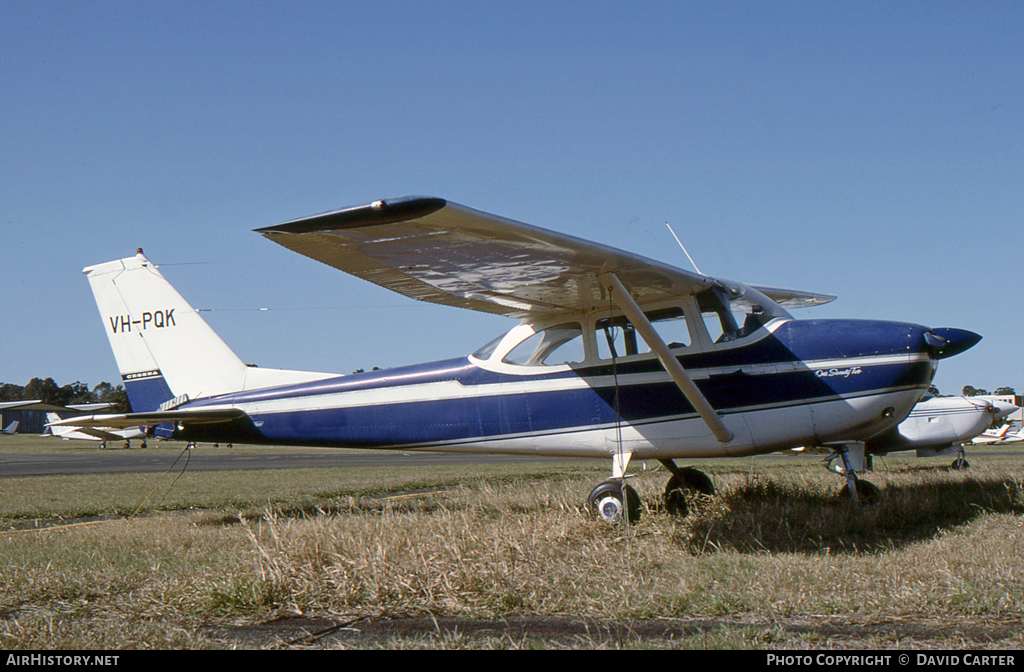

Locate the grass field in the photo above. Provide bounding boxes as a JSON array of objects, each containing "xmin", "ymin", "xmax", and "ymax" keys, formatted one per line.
[{"xmin": 1, "ymin": 436, "xmax": 1023, "ymax": 649}]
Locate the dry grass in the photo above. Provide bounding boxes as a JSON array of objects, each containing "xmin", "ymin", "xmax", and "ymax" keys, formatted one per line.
[{"xmin": 2, "ymin": 446, "xmax": 1023, "ymax": 649}]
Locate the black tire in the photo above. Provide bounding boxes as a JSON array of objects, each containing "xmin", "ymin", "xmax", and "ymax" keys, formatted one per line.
[
  {"xmin": 837, "ymin": 479, "xmax": 880, "ymax": 504},
  {"xmin": 587, "ymin": 480, "xmax": 641, "ymax": 524},
  {"xmin": 664, "ymin": 468, "xmax": 715, "ymax": 517},
  {"xmin": 950, "ymin": 458, "xmax": 970, "ymax": 470}
]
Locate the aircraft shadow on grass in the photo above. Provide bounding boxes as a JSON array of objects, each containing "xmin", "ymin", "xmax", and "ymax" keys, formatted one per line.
[{"xmin": 679, "ymin": 475, "xmax": 1024, "ymax": 555}]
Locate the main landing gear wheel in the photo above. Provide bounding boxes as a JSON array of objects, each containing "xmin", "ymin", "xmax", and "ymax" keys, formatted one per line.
[
  {"xmin": 836, "ymin": 478, "xmax": 881, "ymax": 504},
  {"xmin": 587, "ymin": 479, "xmax": 641, "ymax": 524},
  {"xmin": 663, "ymin": 467, "xmax": 715, "ymax": 517}
]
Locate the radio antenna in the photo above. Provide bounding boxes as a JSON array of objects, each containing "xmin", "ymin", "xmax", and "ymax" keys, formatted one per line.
[{"xmin": 665, "ymin": 222, "xmax": 703, "ymax": 275}]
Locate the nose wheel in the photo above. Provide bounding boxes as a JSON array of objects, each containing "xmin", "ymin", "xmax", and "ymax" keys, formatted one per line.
[
  {"xmin": 951, "ymin": 447, "xmax": 970, "ymax": 470},
  {"xmin": 827, "ymin": 443, "xmax": 880, "ymax": 504}
]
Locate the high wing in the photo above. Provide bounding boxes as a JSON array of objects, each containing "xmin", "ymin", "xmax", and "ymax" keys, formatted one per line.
[{"xmin": 255, "ymin": 196, "xmax": 835, "ymax": 316}]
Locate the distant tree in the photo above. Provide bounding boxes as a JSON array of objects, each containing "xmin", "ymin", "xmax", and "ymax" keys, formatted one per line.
[
  {"xmin": 64, "ymin": 381, "xmax": 94, "ymax": 405},
  {"xmin": 23, "ymin": 377, "xmax": 65, "ymax": 405},
  {"xmin": 91, "ymin": 382, "xmax": 116, "ymax": 400},
  {"xmin": 0, "ymin": 383, "xmax": 24, "ymax": 402},
  {"xmin": 0, "ymin": 378, "xmax": 129, "ymax": 412},
  {"xmin": 927, "ymin": 385, "xmax": 941, "ymax": 397},
  {"xmin": 93, "ymin": 382, "xmax": 131, "ymax": 413},
  {"xmin": 962, "ymin": 385, "xmax": 990, "ymax": 397},
  {"xmin": 993, "ymin": 386, "xmax": 1017, "ymax": 396}
]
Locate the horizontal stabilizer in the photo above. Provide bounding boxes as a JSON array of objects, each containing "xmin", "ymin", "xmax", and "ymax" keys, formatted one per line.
[{"xmin": 47, "ymin": 408, "xmax": 247, "ymax": 430}]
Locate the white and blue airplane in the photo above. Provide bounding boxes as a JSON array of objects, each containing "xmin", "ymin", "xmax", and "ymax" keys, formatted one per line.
[{"xmin": 54, "ymin": 197, "xmax": 982, "ymax": 521}]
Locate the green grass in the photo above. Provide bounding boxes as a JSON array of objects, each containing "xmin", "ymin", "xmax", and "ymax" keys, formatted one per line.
[{"xmin": 2, "ymin": 437, "xmax": 1023, "ymax": 649}]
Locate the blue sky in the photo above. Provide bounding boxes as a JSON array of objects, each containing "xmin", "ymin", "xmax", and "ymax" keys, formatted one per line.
[{"xmin": 2, "ymin": 1, "xmax": 1021, "ymax": 396}]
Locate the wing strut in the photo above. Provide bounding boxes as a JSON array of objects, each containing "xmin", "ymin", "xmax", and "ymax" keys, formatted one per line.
[{"xmin": 599, "ymin": 273, "xmax": 734, "ymax": 443}]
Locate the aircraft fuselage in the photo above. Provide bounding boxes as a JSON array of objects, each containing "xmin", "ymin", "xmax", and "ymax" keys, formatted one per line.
[{"xmin": 174, "ymin": 317, "xmax": 941, "ymax": 459}]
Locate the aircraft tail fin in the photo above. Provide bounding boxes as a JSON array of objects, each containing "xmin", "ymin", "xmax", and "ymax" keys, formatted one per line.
[
  {"xmin": 84, "ymin": 250, "xmax": 333, "ymax": 411},
  {"xmin": 2, "ymin": 420, "xmax": 19, "ymax": 435}
]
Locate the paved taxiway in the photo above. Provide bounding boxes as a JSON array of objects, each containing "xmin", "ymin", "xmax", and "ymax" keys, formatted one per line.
[{"xmin": 0, "ymin": 449, "xmax": 574, "ymax": 478}]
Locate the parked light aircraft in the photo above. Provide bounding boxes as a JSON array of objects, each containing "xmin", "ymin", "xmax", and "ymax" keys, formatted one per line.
[
  {"xmin": 972, "ymin": 423, "xmax": 1024, "ymax": 445},
  {"xmin": 45, "ymin": 412, "xmax": 148, "ymax": 448},
  {"xmin": 864, "ymin": 395, "xmax": 1018, "ymax": 470},
  {"xmin": 53, "ymin": 196, "xmax": 983, "ymax": 521}
]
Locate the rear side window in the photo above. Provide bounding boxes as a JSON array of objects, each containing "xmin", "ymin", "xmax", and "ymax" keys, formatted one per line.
[{"xmin": 502, "ymin": 323, "xmax": 584, "ymax": 367}]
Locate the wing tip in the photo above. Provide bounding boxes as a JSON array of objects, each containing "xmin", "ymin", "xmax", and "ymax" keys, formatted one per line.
[{"xmin": 255, "ymin": 196, "xmax": 447, "ymax": 235}]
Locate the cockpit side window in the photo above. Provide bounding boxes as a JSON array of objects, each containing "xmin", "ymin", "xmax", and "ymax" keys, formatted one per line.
[
  {"xmin": 595, "ymin": 306, "xmax": 691, "ymax": 360},
  {"xmin": 501, "ymin": 322, "xmax": 585, "ymax": 367}
]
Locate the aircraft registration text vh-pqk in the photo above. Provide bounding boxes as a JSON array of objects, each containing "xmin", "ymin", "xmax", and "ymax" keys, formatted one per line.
[
  {"xmin": 108, "ymin": 309, "xmax": 176, "ymax": 333},
  {"xmin": 55, "ymin": 196, "xmax": 982, "ymax": 522}
]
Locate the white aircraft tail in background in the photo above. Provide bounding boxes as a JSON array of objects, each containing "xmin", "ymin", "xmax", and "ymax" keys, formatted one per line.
[
  {"xmin": 972, "ymin": 423, "xmax": 1024, "ymax": 445},
  {"xmin": 1, "ymin": 420, "xmax": 19, "ymax": 435}
]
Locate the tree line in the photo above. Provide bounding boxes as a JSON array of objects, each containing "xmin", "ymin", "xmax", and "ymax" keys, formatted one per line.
[
  {"xmin": 0, "ymin": 378, "xmax": 131, "ymax": 413},
  {"xmin": 928, "ymin": 384, "xmax": 1017, "ymax": 398},
  {"xmin": 961, "ymin": 385, "xmax": 1017, "ymax": 397}
]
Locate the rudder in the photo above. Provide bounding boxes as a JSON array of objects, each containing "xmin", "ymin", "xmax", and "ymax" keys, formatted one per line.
[
  {"xmin": 84, "ymin": 250, "xmax": 335, "ymax": 412},
  {"xmin": 84, "ymin": 250, "xmax": 252, "ymax": 410}
]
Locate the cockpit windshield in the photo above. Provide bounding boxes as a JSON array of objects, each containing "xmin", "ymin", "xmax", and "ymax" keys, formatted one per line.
[{"xmin": 696, "ymin": 282, "xmax": 787, "ymax": 344}]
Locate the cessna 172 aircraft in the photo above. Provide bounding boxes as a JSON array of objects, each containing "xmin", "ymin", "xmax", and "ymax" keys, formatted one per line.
[{"xmin": 54, "ymin": 196, "xmax": 982, "ymax": 521}]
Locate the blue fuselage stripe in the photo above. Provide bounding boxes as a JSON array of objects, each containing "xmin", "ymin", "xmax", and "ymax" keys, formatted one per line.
[{"xmin": 179, "ymin": 319, "xmax": 937, "ymax": 448}]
